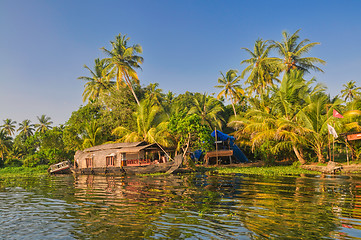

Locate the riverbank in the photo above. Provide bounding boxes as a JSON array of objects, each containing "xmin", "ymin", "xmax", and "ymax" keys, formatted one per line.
[
  {"xmin": 201, "ymin": 165, "xmax": 319, "ymax": 176},
  {"xmin": 2, "ymin": 162, "xmax": 361, "ymax": 178},
  {"xmin": 0, "ymin": 165, "xmax": 48, "ymax": 177},
  {"xmin": 301, "ymin": 161, "xmax": 361, "ymax": 174}
]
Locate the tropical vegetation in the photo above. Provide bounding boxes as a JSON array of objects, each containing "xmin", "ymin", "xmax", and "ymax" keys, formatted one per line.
[{"xmin": 1, "ymin": 29, "xmax": 360, "ymax": 170}]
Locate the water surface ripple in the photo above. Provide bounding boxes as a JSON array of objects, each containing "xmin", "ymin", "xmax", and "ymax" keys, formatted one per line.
[{"xmin": 1, "ymin": 173, "xmax": 361, "ymax": 239}]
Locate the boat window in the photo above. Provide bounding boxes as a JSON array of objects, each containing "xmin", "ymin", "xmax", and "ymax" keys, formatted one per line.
[
  {"xmin": 85, "ymin": 157, "xmax": 93, "ymax": 168},
  {"xmin": 106, "ymin": 156, "xmax": 115, "ymax": 166}
]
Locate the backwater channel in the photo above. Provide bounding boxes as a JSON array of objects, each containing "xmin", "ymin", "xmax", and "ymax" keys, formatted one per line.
[{"xmin": 1, "ymin": 173, "xmax": 361, "ymax": 239}]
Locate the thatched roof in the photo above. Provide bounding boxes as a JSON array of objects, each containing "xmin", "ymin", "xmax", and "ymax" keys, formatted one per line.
[
  {"xmin": 118, "ymin": 143, "xmax": 160, "ymax": 153},
  {"xmin": 83, "ymin": 142, "xmax": 145, "ymax": 152}
]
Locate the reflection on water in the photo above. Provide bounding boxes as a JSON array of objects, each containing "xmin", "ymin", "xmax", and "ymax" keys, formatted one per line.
[{"xmin": 2, "ymin": 173, "xmax": 361, "ymax": 239}]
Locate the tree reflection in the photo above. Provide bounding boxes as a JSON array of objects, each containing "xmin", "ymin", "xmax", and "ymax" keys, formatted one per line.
[{"xmin": 2, "ymin": 174, "xmax": 361, "ymax": 239}]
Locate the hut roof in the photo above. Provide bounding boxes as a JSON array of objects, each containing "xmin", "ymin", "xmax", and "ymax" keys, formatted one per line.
[
  {"xmin": 83, "ymin": 142, "xmax": 145, "ymax": 152},
  {"xmin": 118, "ymin": 143, "xmax": 160, "ymax": 153}
]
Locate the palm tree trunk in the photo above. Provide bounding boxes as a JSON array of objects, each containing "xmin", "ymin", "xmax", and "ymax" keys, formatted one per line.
[
  {"xmin": 292, "ymin": 145, "xmax": 306, "ymax": 165},
  {"xmin": 124, "ymin": 74, "xmax": 140, "ymax": 106},
  {"xmin": 316, "ymin": 145, "xmax": 325, "ymax": 163},
  {"xmin": 230, "ymin": 96, "xmax": 237, "ymax": 116}
]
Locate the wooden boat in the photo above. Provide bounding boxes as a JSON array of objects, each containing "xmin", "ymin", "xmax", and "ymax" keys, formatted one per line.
[
  {"xmin": 72, "ymin": 141, "xmax": 183, "ymax": 175},
  {"xmin": 48, "ymin": 161, "xmax": 72, "ymax": 174},
  {"xmin": 122, "ymin": 154, "xmax": 183, "ymax": 175}
]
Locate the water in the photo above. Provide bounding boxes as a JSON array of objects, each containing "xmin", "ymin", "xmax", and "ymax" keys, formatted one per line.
[{"xmin": 1, "ymin": 173, "xmax": 361, "ymax": 239}]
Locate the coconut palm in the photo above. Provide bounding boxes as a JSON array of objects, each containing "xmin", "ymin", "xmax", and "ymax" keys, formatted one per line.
[
  {"xmin": 1, "ymin": 119, "xmax": 17, "ymax": 136},
  {"xmin": 112, "ymin": 99, "xmax": 171, "ymax": 146},
  {"xmin": 271, "ymin": 70, "xmax": 326, "ymax": 119},
  {"xmin": 78, "ymin": 58, "xmax": 115, "ymax": 103},
  {"xmin": 0, "ymin": 130, "xmax": 12, "ymax": 162},
  {"xmin": 144, "ymin": 83, "xmax": 164, "ymax": 106},
  {"xmin": 82, "ymin": 121, "xmax": 103, "ymax": 149},
  {"xmin": 35, "ymin": 115, "xmax": 53, "ymax": 133},
  {"xmin": 240, "ymin": 39, "xmax": 280, "ymax": 96},
  {"xmin": 188, "ymin": 93, "xmax": 224, "ymax": 130},
  {"xmin": 228, "ymin": 70, "xmax": 327, "ymax": 164},
  {"xmin": 341, "ymin": 80, "xmax": 361, "ymax": 102},
  {"xmin": 271, "ymin": 29, "xmax": 326, "ymax": 73},
  {"xmin": 102, "ymin": 33, "xmax": 143, "ymax": 106},
  {"xmin": 237, "ymin": 109, "xmax": 308, "ymax": 164},
  {"xmin": 298, "ymin": 93, "xmax": 343, "ymax": 163},
  {"xmin": 17, "ymin": 119, "xmax": 35, "ymax": 138},
  {"xmin": 215, "ymin": 69, "xmax": 244, "ymax": 116}
]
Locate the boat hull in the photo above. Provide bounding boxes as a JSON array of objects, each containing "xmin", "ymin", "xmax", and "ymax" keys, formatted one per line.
[
  {"xmin": 72, "ymin": 155, "xmax": 183, "ymax": 175},
  {"xmin": 123, "ymin": 162, "xmax": 174, "ymax": 175},
  {"xmin": 48, "ymin": 161, "xmax": 72, "ymax": 174}
]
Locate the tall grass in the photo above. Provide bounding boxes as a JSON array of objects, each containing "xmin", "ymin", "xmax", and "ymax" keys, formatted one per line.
[{"xmin": 0, "ymin": 165, "xmax": 48, "ymax": 177}]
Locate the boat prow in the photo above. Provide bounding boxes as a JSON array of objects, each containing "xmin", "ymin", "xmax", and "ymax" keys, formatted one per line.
[{"xmin": 48, "ymin": 161, "xmax": 72, "ymax": 174}]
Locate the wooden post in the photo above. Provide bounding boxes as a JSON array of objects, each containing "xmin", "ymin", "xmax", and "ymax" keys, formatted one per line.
[
  {"xmin": 332, "ymin": 136, "xmax": 335, "ymax": 162},
  {"xmin": 229, "ymin": 139, "xmax": 232, "ymax": 164},
  {"xmin": 332, "ymin": 122, "xmax": 336, "ymax": 162},
  {"xmin": 215, "ymin": 128, "xmax": 218, "ymax": 165},
  {"xmin": 327, "ymin": 134, "xmax": 331, "ymax": 161},
  {"xmin": 345, "ymin": 137, "xmax": 349, "ymax": 165}
]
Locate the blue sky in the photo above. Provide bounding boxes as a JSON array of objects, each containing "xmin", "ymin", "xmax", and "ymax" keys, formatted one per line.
[{"xmin": 1, "ymin": 0, "xmax": 361, "ymax": 126}]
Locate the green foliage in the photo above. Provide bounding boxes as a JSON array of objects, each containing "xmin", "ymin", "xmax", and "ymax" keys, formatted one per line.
[
  {"xmin": 240, "ymin": 39, "xmax": 280, "ymax": 97},
  {"xmin": 101, "ymin": 33, "xmax": 143, "ymax": 105},
  {"xmin": 4, "ymin": 158, "xmax": 23, "ymax": 167},
  {"xmin": 213, "ymin": 165, "xmax": 318, "ymax": 176},
  {"xmin": 0, "ymin": 165, "xmax": 48, "ymax": 176},
  {"xmin": 82, "ymin": 121, "xmax": 104, "ymax": 149},
  {"xmin": 63, "ymin": 103, "xmax": 103, "ymax": 151},
  {"xmin": 188, "ymin": 93, "xmax": 225, "ymax": 130},
  {"xmin": 270, "ymin": 29, "xmax": 326, "ymax": 73},
  {"xmin": 78, "ymin": 58, "xmax": 115, "ymax": 103},
  {"xmin": 35, "ymin": 114, "xmax": 53, "ymax": 133},
  {"xmin": 215, "ymin": 69, "xmax": 244, "ymax": 116},
  {"xmin": 3, "ymin": 30, "xmax": 359, "ymax": 170},
  {"xmin": 169, "ymin": 111, "xmax": 212, "ymax": 153}
]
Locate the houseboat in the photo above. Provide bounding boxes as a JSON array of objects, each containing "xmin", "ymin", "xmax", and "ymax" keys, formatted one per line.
[{"xmin": 73, "ymin": 141, "xmax": 182, "ymax": 175}]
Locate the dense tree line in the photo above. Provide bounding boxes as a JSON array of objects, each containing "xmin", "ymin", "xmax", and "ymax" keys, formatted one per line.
[{"xmin": 1, "ymin": 30, "xmax": 360, "ymax": 168}]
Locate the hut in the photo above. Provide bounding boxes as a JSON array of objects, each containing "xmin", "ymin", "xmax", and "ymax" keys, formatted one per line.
[
  {"xmin": 74, "ymin": 141, "xmax": 169, "ymax": 174},
  {"xmin": 204, "ymin": 130, "xmax": 248, "ymax": 165}
]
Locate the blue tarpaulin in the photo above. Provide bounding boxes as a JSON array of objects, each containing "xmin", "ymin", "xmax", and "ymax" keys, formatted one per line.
[{"xmin": 211, "ymin": 130, "xmax": 248, "ymax": 163}]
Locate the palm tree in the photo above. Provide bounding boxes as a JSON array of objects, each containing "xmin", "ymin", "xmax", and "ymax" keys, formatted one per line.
[
  {"xmin": 1, "ymin": 119, "xmax": 17, "ymax": 136},
  {"xmin": 215, "ymin": 69, "xmax": 244, "ymax": 116},
  {"xmin": 271, "ymin": 29, "xmax": 326, "ymax": 73},
  {"xmin": 112, "ymin": 99, "xmax": 171, "ymax": 146},
  {"xmin": 82, "ymin": 121, "xmax": 103, "ymax": 149},
  {"xmin": 341, "ymin": 80, "xmax": 361, "ymax": 102},
  {"xmin": 0, "ymin": 130, "xmax": 12, "ymax": 163},
  {"xmin": 17, "ymin": 119, "xmax": 35, "ymax": 138},
  {"xmin": 188, "ymin": 93, "xmax": 224, "ymax": 130},
  {"xmin": 240, "ymin": 39, "xmax": 280, "ymax": 96},
  {"xmin": 298, "ymin": 93, "xmax": 343, "ymax": 163},
  {"xmin": 271, "ymin": 70, "xmax": 325, "ymax": 119},
  {"xmin": 102, "ymin": 33, "xmax": 144, "ymax": 106},
  {"xmin": 228, "ymin": 70, "xmax": 327, "ymax": 164},
  {"xmin": 35, "ymin": 115, "xmax": 53, "ymax": 133},
  {"xmin": 144, "ymin": 83, "xmax": 164, "ymax": 106},
  {"xmin": 78, "ymin": 58, "xmax": 115, "ymax": 103}
]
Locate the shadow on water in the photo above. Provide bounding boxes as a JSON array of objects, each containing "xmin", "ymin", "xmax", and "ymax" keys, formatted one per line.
[{"xmin": 2, "ymin": 173, "xmax": 361, "ymax": 239}]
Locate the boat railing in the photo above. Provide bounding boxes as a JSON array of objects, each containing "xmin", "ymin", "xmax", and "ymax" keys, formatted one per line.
[{"xmin": 126, "ymin": 159, "xmax": 152, "ymax": 166}]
